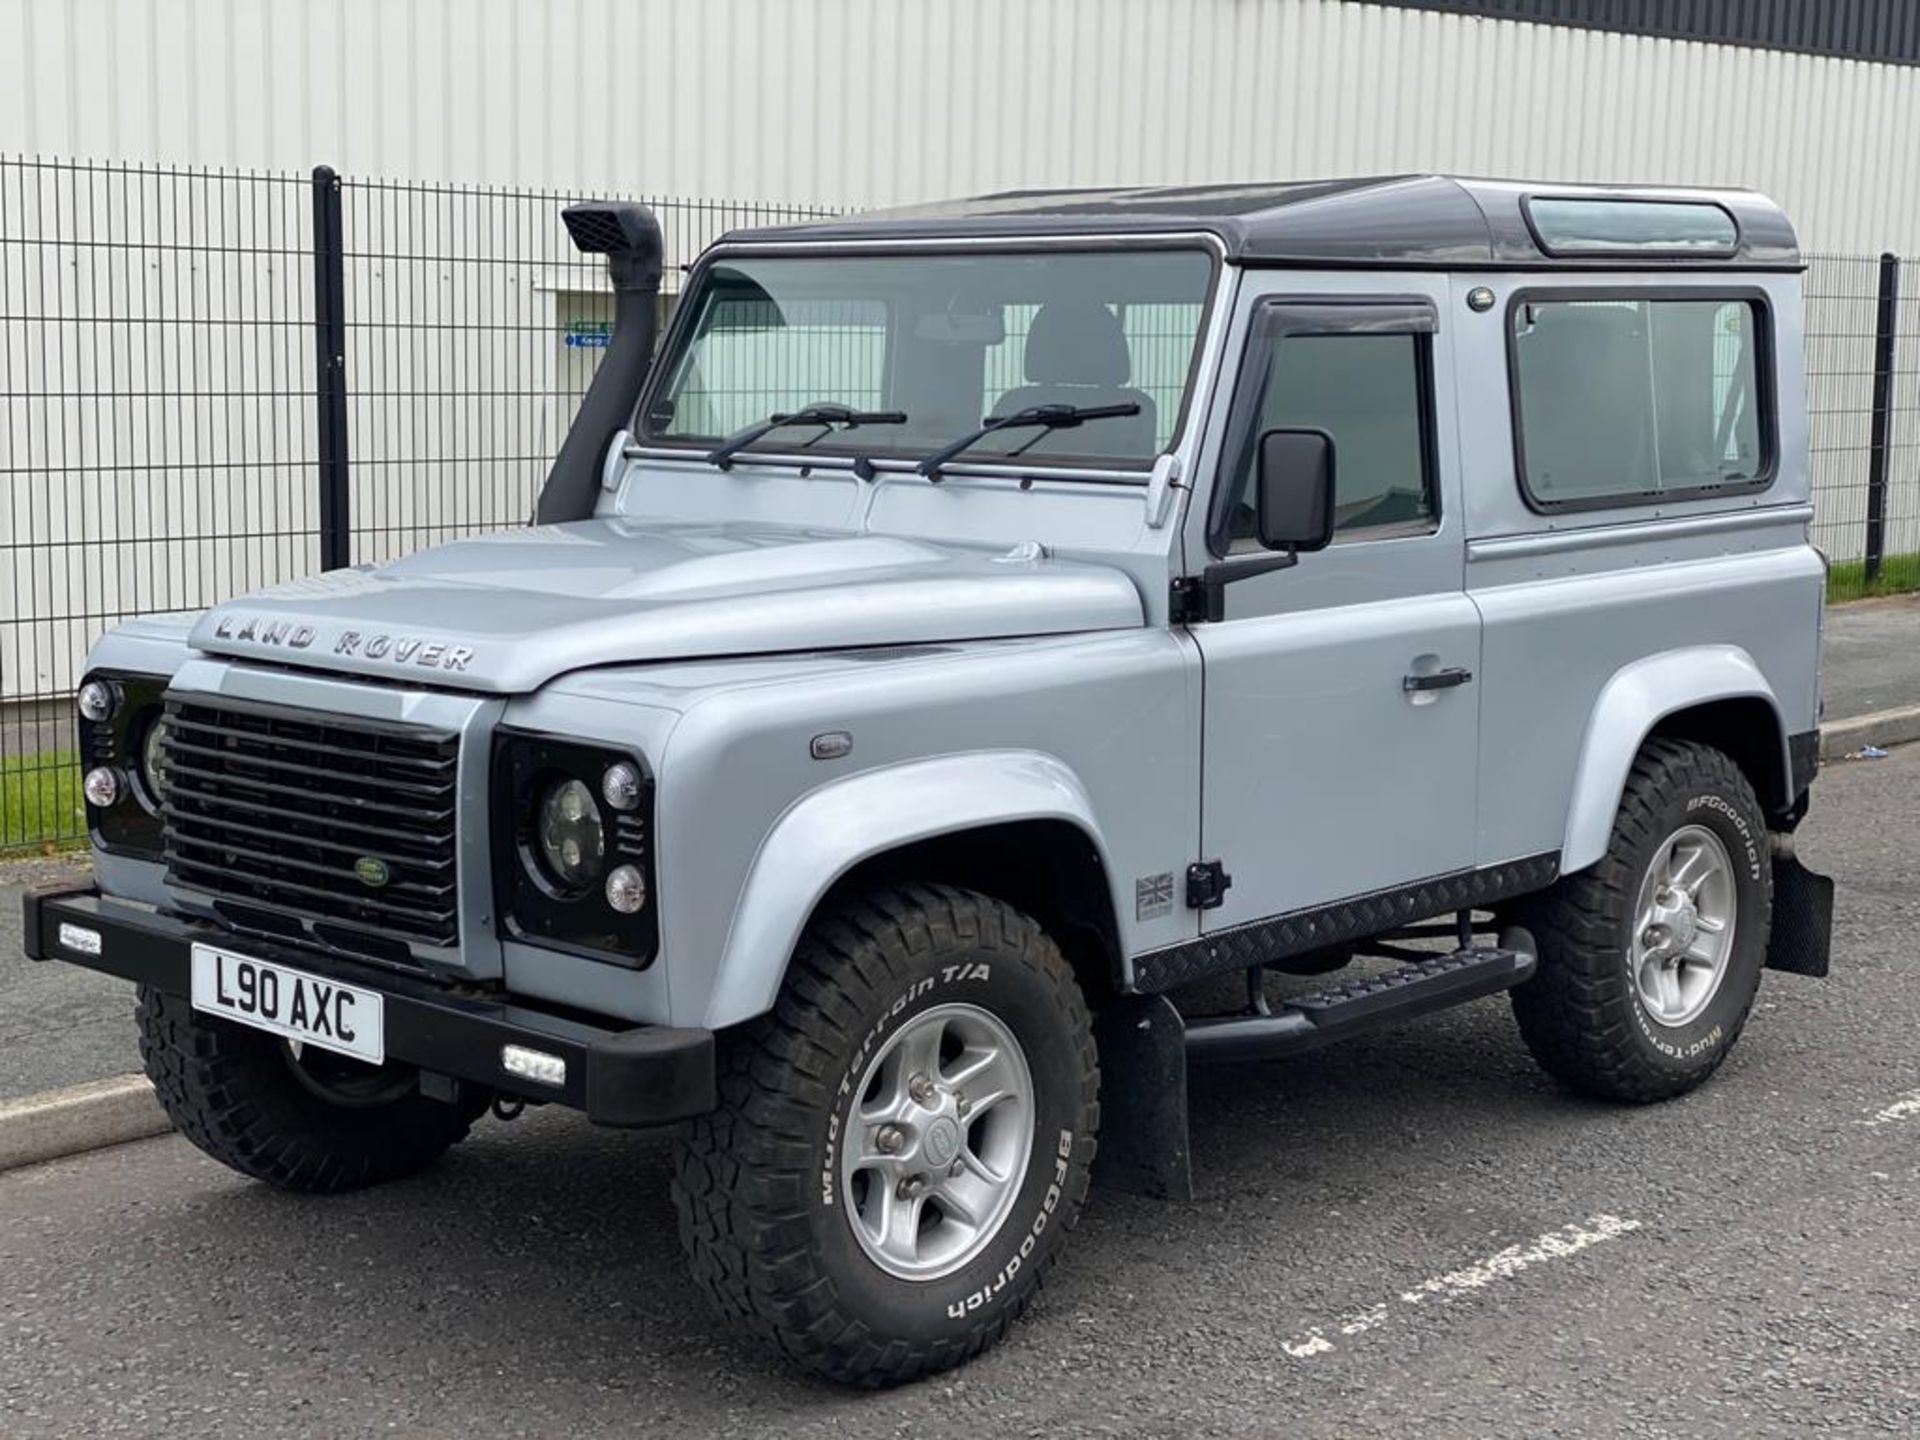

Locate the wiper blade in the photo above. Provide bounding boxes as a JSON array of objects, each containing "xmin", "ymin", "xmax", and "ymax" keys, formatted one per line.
[
  {"xmin": 706, "ymin": 403, "xmax": 908, "ymax": 471},
  {"xmin": 916, "ymin": 402, "xmax": 1141, "ymax": 481}
]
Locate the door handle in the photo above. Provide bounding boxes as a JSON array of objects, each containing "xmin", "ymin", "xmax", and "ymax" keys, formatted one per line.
[{"xmin": 1403, "ymin": 667, "xmax": 1474, "ymax": 693}]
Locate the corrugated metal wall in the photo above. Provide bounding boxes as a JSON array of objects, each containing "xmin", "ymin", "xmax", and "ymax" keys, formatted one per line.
[
  {"xmin": 3, "ymin": 0, "xmax": 1920, "ymax": 253},
  {"xmin": 1369, "ymin": 1, "xmax": 1920, "ymax": 65}
]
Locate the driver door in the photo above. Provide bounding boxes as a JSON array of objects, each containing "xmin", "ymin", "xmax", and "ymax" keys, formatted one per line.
[{"xmin": 1186, "ymin": 280, "xmax": 1481, "ymax": 932}]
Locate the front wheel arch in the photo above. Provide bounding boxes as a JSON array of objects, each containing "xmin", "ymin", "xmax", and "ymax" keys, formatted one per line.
[{"xmin": 695, "ymin": 751, "xmax": 1125, "ymax": 1030}]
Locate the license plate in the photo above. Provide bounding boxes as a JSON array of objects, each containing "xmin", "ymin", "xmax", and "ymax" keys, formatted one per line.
[{"xmin": 190, "ymin": 944, "xmax": 385, "ymax": 1065}]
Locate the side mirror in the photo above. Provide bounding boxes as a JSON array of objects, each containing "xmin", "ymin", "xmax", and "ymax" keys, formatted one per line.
[{"xmin": 1255, "ymin": 428, "xmax": 1337, "ymax": 553}]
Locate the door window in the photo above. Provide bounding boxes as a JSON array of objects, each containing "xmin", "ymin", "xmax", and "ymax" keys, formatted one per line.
[{"xmin": 1215, "ymin": 304, "xmax": 1437, "ymax": 552}]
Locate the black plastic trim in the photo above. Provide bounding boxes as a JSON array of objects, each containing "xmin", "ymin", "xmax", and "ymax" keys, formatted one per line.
[
  {"xmin": 1787, "ymin": 728, "xmax": 1820, "ymax": 800},
  {"xmin": 78, "ymin": 670, "xmax": 170, "ymax": 860},
  {"xmin": 1130, "ymin": 853, "xmax": 1561, "ymax": 993},
  {"xmin": 1506, "ymin": 285, "xmax": 1780, "ymax": 516},
  {"xmin": 23, "ymin": 885, "xmax": 714, "ymax": 1126}
]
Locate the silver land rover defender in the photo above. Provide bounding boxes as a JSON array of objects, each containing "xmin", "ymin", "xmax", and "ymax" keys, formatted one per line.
[{"xmin": 25, "ymin": 176, "xmax": 1835, "ymax": 1385}]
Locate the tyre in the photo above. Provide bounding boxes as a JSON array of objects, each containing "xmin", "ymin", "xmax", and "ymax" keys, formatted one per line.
[
  {"xmin": 672, "ymin": 883, "xmax": 1099, "ymax": 1387},
  {"xmin": 1510, "ymin": 738, "xmax": 1773, "ymax": 1103},
  {"xmin": 136, "ymin": 985, "xmax": 489, "ymax": 1193}
]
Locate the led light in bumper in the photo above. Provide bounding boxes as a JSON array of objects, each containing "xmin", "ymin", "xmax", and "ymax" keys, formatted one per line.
[
  {"xmin": 605, "ymin": 863, "xmax": 647, "ymax": 914},
  {"xmin": 83, "ymin": 767, "xmax": 121, "ymax": 808},
  {"xmin": 77, "ymin": 680, "xmax": 116, "ymax": 722},
  {"xmin": 601, "ymin": 761, "xmax": 643, "ymax": 812},
  {"xmin": 57, "ymin": 922, "xmax": 103, "ymax": 956},
  {"xmin": 502, "ymin": 1044, "xmax": 567, "ymax": 1088}
]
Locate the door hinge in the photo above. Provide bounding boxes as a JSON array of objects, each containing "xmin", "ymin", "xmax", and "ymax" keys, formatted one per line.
[
  {"xmin": 1169, "ymin": 575, "xmax": 1212, "ymax": 626},
  {"xmin": 1186, "ymin": 860, "xmax": 1233, "ymax": 910}
]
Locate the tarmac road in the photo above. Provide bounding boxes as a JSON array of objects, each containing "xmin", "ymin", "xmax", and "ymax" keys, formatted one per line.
[{"xmin": 0, "ymin": 746, "xmax": 1916, "ymax": 1438}]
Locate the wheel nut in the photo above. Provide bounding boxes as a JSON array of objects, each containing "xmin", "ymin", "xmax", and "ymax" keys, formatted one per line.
[
  {"xmin": 948, "ymin": 1159, "xmax": 964, "ymax": 1178},
  {"xmin": 908, "ymin": 1073, "xmax": 936, "ymax": 1105},
  {"xmin": 897, "ymin": 1174, "xmax": 927, "ymax": 1200},
  {"xmin": 955, "ymin": 1094, "xmax": 971, "ymax": 1118},
  {"xmin": 875, "ymin": 1124, "xmax": 904, "ymax": 1155}
]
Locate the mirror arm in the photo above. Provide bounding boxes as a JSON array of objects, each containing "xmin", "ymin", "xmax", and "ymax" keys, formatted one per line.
[{"xmin": 1170, "ymin": 550, "xmax": 1299, "ymax": 625}]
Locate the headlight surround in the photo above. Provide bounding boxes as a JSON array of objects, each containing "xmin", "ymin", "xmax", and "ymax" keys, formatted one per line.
[
  {"xmin": 75, "ymin": 670, "xmax": 170, "ymax": 857},
  {"xmin": 493, "ymin": 731, "xmax": 657, "ymax": 968}
]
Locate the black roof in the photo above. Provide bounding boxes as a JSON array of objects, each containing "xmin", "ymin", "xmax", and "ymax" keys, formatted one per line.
[{"xmin": 721, "ymin": 175, "xmax": 1800, "ymax": 270}]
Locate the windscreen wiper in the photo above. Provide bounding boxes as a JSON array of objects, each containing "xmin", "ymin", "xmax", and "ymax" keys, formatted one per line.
[
  {"xmin": 706, "ymin": 403, "xmax": 908, "ymax": 472},
  {"xmin": 915, "ymin": 402, "xmax": 1141, "ymax": 481}
]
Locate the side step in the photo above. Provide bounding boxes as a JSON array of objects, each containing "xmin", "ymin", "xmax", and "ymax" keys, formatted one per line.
[
  {"xmin": 1091, "ymin": 942, "xmax": 1539, "ymax": 1199},
  {"xmin": 1184, "ymin": 947, "xmax": 1536, "ymax": 1065}
]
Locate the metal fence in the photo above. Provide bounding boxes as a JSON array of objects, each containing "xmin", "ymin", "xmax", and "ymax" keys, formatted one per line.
[
  {"xmin": 1805, "ymin": 251, "xmax": 1920, "ymax": 598},
  {"xmin": 2, "ymin": 153, "xmax": 1917, "ymax": 851}
]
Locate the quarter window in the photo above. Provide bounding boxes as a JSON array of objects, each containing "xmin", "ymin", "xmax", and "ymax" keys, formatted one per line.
[{"xmin": 1510, "ymin": 296, "xmax": 1771, "ymax": 509}]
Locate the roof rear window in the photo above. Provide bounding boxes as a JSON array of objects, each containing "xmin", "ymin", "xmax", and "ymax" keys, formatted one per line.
[{"xmin": 1524, "ymin": 198, "xmax": 1739, "ymax": 258}]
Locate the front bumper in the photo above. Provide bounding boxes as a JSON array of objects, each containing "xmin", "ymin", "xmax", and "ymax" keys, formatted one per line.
[{"xmin": 22, "ymin": 885, "xmax": 715, "ymax": 1128}]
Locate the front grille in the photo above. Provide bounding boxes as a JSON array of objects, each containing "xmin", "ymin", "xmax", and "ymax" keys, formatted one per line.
[{"xmin": 161, "ymin": 696, "xmax": 461, "ymax": 951}]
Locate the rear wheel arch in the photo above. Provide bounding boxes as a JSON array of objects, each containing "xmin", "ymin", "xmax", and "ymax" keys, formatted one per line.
[
  {"xmin": 1646, "ymin": 696, "xmax": 1792, "ymax": 817},
  {"xmin": 1562, "ymin": 647, "xmax": 1792, "ymax": 873}
]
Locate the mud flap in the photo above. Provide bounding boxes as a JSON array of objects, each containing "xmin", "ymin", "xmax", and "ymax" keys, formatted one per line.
[
  {"xmin": 1090, "ymin": 994, "xmax": 1193, "ymax": 1201},
  {"xmin": 1767, "ymin": 851, "xmax": 1835, "ymax": 978}
]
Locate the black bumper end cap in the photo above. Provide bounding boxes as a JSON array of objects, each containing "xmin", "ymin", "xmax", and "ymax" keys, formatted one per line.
[
  {"xmin": 586, "ymin": 1025, "xmax": 717, "ymax": 1128},
  {"xmin": 21, "ymin": 880, "xmax": 93, "ymax": 962}
]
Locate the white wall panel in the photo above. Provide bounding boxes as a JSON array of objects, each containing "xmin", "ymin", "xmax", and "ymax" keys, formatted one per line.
[{"xmin": 3, "ymin": 0, "xmax": 1920, "ymax": 252}]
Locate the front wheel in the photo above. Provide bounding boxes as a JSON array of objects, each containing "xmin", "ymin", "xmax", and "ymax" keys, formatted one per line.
[
  {"xmin": 671, "ymin": 884, "xmax": 1099, "ymax": 1387},
  {"xmin": 137, "ymin": 986, "xmax": 490, "ymax": 1192},
  {"xmin": 1510, "ymin": 738, "xmax": 1773, "ymax": 1102}
]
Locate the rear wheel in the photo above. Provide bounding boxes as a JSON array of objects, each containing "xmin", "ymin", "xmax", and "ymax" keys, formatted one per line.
[
  {"xmin": 671, "ymin": 883, "xmax": 1099, "ymax": 1387},
  {"xmin": 137, "ymin": 985, "xmax": 489, "ymax": 1193},
  {"xmin": 1510, "ymin": 739, "xmax": 1773, "ymax": 1102}
]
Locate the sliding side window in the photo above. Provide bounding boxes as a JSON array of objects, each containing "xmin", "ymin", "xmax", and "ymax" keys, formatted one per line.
[{"xmin": 1509, "ymin": 293, "xmax": 1773, "ymax": 511}]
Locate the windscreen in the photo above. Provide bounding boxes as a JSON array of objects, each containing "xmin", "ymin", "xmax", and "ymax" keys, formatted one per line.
[{"xmin": 639, "ymin": 248, "xmax": 1216, "ymax": 472}]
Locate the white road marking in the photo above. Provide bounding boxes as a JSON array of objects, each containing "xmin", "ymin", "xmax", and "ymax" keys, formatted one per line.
[
  {"xmin": 1278, "ymin": 1215, "xmax": 1643, "ymax": 1361},
  {"xmin": 1399, "ymin": 1214, "xmax": 1643, "ymax": 1305},
  {"xmin": 1859, "ymin": 1090, "xmax": 1920, "ymax": 1127}
]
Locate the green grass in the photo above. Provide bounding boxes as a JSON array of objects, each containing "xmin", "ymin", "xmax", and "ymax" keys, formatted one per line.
[
  {"xmin": 0, "ymin": 749, "xmax": 87, "ymax": 855},
  {"xmin": 1827, "ymin": 553, "xmax": 1920, "ymax": 604}
]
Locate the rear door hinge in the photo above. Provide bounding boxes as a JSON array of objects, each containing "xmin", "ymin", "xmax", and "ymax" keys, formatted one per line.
[{"xmin": 1186, "ymin": 860, "xmax": 1233, "ymax": 910}]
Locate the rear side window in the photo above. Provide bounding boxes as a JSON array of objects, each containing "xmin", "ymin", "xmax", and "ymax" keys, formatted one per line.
[{"xmin": 1509, "ymin": 294, "xmax": 1773, "ymax": 511}]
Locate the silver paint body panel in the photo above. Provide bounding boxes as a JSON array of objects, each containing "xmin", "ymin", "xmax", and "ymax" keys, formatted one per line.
[{"xmin": 81, "ymin": 238, "xmax": 1824, "ymax": 1035}]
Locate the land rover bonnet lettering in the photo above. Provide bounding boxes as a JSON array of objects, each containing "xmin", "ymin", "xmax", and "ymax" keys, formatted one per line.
[{"xmin": 210, "ymin": 613, "xmax": 475, "ymax": 672}]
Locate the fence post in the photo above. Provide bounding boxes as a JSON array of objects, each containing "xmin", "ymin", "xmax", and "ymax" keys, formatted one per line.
[
  {"xmin": 1865, "ymin": 252, "xmax": 1901, "ymax": 585},
  {"xmin": 311, "ymin": 165, "xmax": 352, "ymax": 570}
]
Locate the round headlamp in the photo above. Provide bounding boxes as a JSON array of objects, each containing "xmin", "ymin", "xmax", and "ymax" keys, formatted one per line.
[
  {"xmin": 83, "ymin": 766, "xmax": 122, "ymax": 808},
  {"xmin": 535, "ymin": 777, "xmax": 605, "ymax": 890},
  {"xmin": 77, "ymin": 680, "xmax": 117, "ymax": 723},
  {"xmin": 138, "ymin": 716, "xmax": 170, "ymax": 808}
]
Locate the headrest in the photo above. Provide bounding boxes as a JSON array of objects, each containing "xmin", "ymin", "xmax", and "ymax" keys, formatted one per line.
[{"xmin": 1024, "ymin": 300, "xmax": 1131, "ymax": 386}]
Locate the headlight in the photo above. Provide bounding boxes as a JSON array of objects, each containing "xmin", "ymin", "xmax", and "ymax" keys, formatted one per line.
[
  {"xmin": 494, "ymin": 731, "xmax": 657, "ymax": 968},
  {"xmin": 138, "ymin": 715, "xmax": 170, "ymax": 809},
  {"xmin": 536, "ymin": 777, "xmax": 605, "ymax": 890}
]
